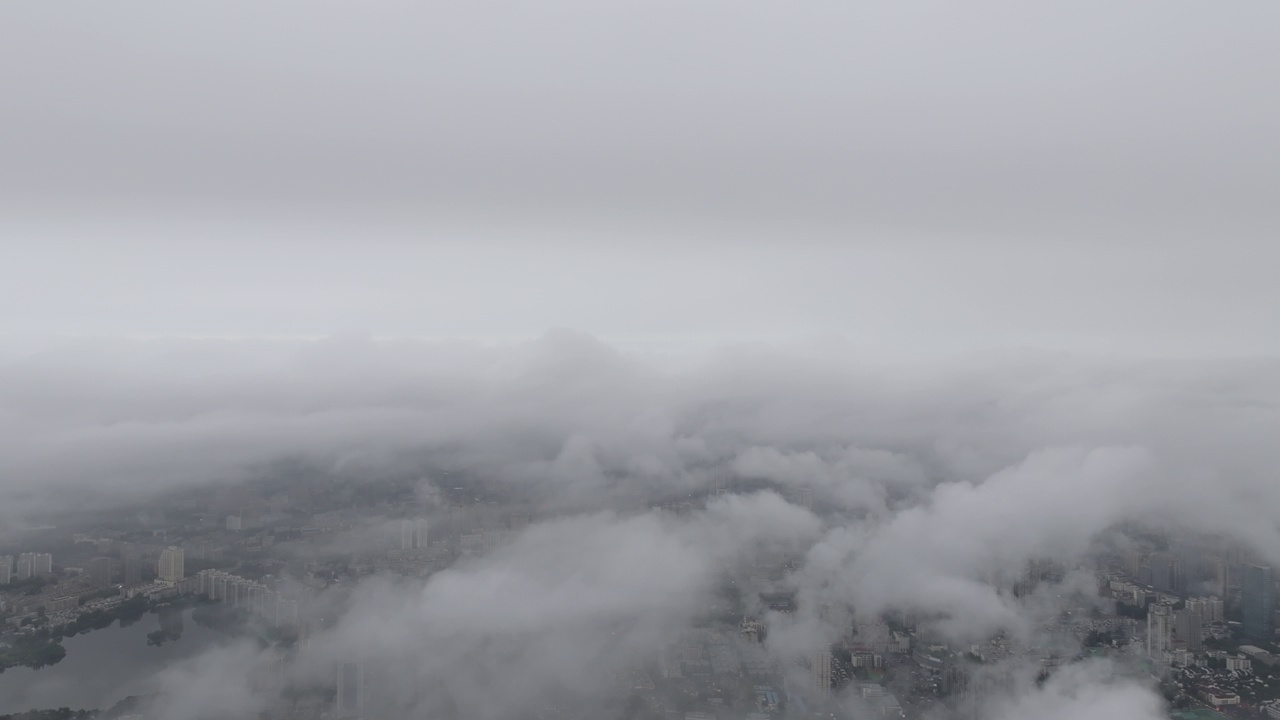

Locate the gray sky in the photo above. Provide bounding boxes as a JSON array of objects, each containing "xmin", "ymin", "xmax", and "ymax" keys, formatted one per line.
[{"xmin": 2, "ymin": 1, "xmax": 1277, "ymax": 354}]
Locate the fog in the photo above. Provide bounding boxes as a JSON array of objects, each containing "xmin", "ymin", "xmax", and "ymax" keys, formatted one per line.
[
  {"xmin": 2, "ymin": 334, "xmax": 1279, "ymax": 717},
  {"xmin": 3, "ymin": 1, "xmax": 1279, "ymax": 718}
]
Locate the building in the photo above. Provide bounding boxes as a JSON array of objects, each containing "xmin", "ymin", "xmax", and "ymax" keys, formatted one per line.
[
  {"xmin": 814, "ymin": 650, "xmax": 832, "ymax": 698},
  {"xmin": 336, "ymin": 660, "xmax": 365, "ymax": 718},
  {"xmin": 1148, "ymin": 605, "xmax": 1172, "ymax": 660},
  {"xmin": 1176, "ymin": 606, "xmax": 1203, "ymax": 654},
  {"xmin": 16, "ymin": 555, "xmax": 32, "ymax": 580},
  {"xmin": 1239, "ymin": 645, "xmax": 1276, "ymax": 667},
  {"xmin": 1242, "ymin": 564, "xmax": 1274, "ymax": 641},
  {"xmin": 191, "ymin": 569, "xmax": 298, "ymax": 628},
  {"xmin": 1186, "ymin": 597, "xmax": 1207, "ymax": 619},
  {"xmin": 1123, "ymin": 549, "xmax": 1143, "ymax": 578},
  {"xmin": 122, "ymin": 546, "xmax": 143, "ymax": 586},
  {"xmin": 88, "ymin": 557, "xmax": 113, "ymax": 588},
  {"xmin": 1206, "ymin": 691, "xmax": 1241, "ymax": 706},
  {"xmin": 16, "ymin": 552, "xmax": 52, "ymax": 580},
  {"xmin": 508, "ymin": 512, "xmax": 530, "ymax": 531},
  {"xmin": 34, "ymin": 553, "xmax": 52, "ymax": 576},
  {"xmin": 1213, "ymin": 559, "xmax": 1230, "ymax": 598},
  {"xmin": 0, "ymin": 555, "xmax": 11, "ymax": 585},
  {"xmin": 158, "ymin": 546, "xmax": 185, "ymax": 583},
  {"xmin": 1206, "ymin": 596, "xmax": 1225, "ymax": 623},
  {"xmin": 399, "ymin": 519, "xmax": 430, "ymax": 550},
  {"xmin": 1151, "ymin": 552, "xmax": 1179, "ymax": 593}
]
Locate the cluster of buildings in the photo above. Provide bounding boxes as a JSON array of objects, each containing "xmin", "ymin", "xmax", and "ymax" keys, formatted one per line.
[
  {"xmin": 117, "ymin": 546, "xmax": 189, "ymax": 599},
  {"xmin": 399, "ymin": 519, "xmax": 430, "ymax": 550},
  {"xmin": 1097, "ymin": 540, "xmax": 1280, "ymax": 714},
  {"xmin": 180, "ymin": 569, "xmax": 299, "ymax": 627},
  {"xmin": 0, "ymin": 553, "xmax": 76, "ymax": 621},
  {"xmin": 1174, "ymin": 660, "xmax": 1280, "ymax": 708},
  {"xmin": 1145, "ymin": 603, "xmax": 1207, "ymax": 660},
  {"xmin": 0, "ymin": 552, "xmax": 54, "ymax": 583},
  {"xmin": 23, "ymin": 480, "xmax": 1280, "ymax": 720}
]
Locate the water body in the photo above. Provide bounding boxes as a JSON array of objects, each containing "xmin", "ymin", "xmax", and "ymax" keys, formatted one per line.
[{"xmin": 0, "ymin": 609, "xmax": 227, "ymax": 714}]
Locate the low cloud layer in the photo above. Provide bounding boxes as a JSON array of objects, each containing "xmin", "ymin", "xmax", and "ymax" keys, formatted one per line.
[{"xmin": 3, "ymin": 332, "xmax": 1279, "ymax": 718}]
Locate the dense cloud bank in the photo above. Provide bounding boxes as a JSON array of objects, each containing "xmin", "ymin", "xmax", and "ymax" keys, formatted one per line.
[
  {"xmin": 4, "ymin": 332, "xmax": 1278, "ymax": 521},
  {"xmin": 4, "ymin": 332, "xmax": 1279, "ymax": 718}
]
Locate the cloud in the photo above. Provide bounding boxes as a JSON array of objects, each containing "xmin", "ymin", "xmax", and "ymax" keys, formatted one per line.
[
  {"xmin": 145, "ymin": 641, "xmax": 269, "ymax": 720},
  {"xmin": 828, "ymin": 447, "xmax": 1150, "ymax": 634},
  {"xmin": 3, "ymin": 333, "xmax": 1280, "ymax": 716},
  {"xmin": 289, "ymin": 492, "xmax": 820, "ymax": 719},
  {"xmin": 986, "ymin": 661, "xmax": 1164, "ymax": 720}
]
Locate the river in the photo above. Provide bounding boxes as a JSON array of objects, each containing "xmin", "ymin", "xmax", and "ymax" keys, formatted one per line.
[{"xmin": 0, "ymin": 608, "xmax": 227, "ymax": 714}]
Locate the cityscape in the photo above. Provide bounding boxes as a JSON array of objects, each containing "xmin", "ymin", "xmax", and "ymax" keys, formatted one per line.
[
  {"xmin": 3, "ymin": 1, "xmax": 1279, "ymax": 719},
  {"xmin": 5, "ymin": 447, "xmax": 1280, "ymax": 720}
]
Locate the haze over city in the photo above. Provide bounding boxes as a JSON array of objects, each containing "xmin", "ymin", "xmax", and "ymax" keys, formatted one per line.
[{"xmin": 1, "ymin": 3, "xmax": 1278, "ymax": 720}]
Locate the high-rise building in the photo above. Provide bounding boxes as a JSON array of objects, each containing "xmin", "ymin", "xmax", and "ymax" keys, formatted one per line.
[
  {"xmin": 0, "ymin": 555, "xmax": 11, "ymax": 585},
  {"xmin": 1148, "ymin": 605, "xmax": 1172, "ymax": 659},
  {"xmin": 1186, "ymin": 596, "xmax": 1225, "ymax": 624},
  {"xmin": 336, "ymin": 660, "xmax": 365, "ymax": 718},
  {"xmin": 1214, "ymin": 559, "xmax": 1230, "ymax": 598},
  {"xmin": 1138, "ymin": 562, "xmax": 1154, "ymax": 586},
  {"xmin": 1176, "ymin": 607, "xmax": 1203, "ymax": 654},
  {"xmin": 1123, "ymin": 550, "xmax": 1144, "ymax": 578},
  {"xmin": 16, "ymin": 552, "xmax": 52, "ymax": 579},
  {"xmin": 1151, "ymin": 552, "xmax": 1180, "ymax": 593},
  {"xmin": 1207, "ymin": 596, "xmax": 1225, "ymax": 623},
  {"xmin": 18, "ymin": 552, "xmax": 53, "ymax": 578},
  {"xmin": 814, "ymin": 650, "xmax": 832, "ymax": 698},
  {"xmin": 1242, "ymin": 564, "xmax": 1274, "ymax": 640},
  {"xmin": 158, "ymin": 546, "xmax": 185, "ymax": 583},
  {"xmin": 122, "ymin": 546, "xmax": 143, "ymax": 586},
  {"xmin": 88, "ymin": 557, "xmax": 114, "ymax": 588},
  {"xmin": 399, "ymin": 519, "xmax": 430, "ymax": 550}
]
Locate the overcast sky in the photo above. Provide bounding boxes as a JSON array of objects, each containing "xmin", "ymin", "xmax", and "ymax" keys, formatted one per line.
[{"xmin": 2, "ymin": 1, "xmax": 1278, "ymax": 353}]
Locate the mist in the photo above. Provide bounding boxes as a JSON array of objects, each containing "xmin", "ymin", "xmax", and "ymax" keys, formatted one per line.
[{"xmin": 3, "ymin": 1, "xmax": 1279, "ymax": 719}]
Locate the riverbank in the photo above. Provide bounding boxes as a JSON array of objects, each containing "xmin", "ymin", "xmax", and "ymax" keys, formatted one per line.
[
  {"xmin": 0, "ymin": 609, "xmax": 224, "ymax": 714},
  {"xmin": 1, "ymin": 595, "xmax": 214, "ymax": 673},
  {"xmin": 0, "ymin": 631, "xmax": 65, "ymax": 673}
]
